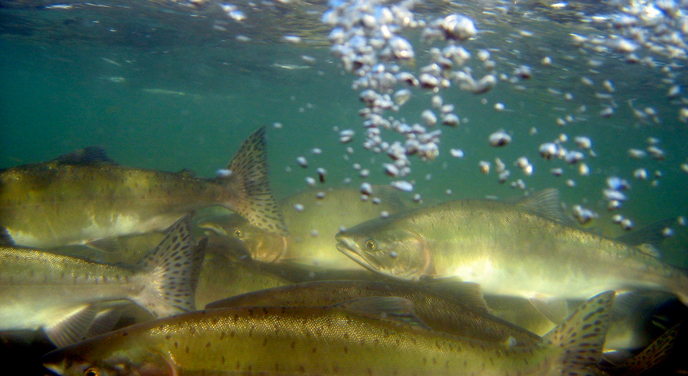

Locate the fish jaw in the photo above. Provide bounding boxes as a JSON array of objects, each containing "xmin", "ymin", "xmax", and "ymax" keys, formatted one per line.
[
  {"xmin": 335, "ymin": 230, "xmax": 431, "ymax": 280},
  {"xmin": 42, "ymin": 336, "xmax": 176, "ymax": 376},
  {"xmin": 335, "ymin": 234, "xmax": 380, "ymax": 273}
]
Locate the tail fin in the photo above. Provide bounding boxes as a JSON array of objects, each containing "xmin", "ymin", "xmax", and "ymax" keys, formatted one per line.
[
  {"xmin": 543, "ymin": 291, "xmax": 615, "ymax": 375},
  {"xmin": 135, "ymin": 215, "xmax": 207, "ymax": 318},
  {"xmin": 222, "ymin": 126, "xmax": 288, "ymax": 236},
  {"xmin": 617, "ymin": 322, "xmax": 683, "ymax": 376}
]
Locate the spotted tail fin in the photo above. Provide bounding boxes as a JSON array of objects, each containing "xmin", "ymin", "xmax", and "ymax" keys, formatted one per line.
[
  {"xmin": 221, "ymin": 126, "xmax": 288, "ymax": 236},
  {"xmin": 135, "ymin": 215, "xmax": 207, "ymax": 318},
  {"xmin": 543, "ymin": 291, "xmax": 615, "ymax": 376}
]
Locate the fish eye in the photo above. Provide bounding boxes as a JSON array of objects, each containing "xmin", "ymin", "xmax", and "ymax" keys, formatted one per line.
[
  {"xmin": 84, "ymin": 367, "xmax": 100, "ymax": 376},
  {"xmin": 365, "ymin": 239, "xmax": 376, "ymax": 251},
  {"xmin": 234, "ymin": 229, "xmax": 243, "ymax": 238}
]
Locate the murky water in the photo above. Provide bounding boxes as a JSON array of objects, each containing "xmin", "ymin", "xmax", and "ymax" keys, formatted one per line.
[{"xmin": 2, "ymin": 0, "xmax": 688, "ymax": 374}]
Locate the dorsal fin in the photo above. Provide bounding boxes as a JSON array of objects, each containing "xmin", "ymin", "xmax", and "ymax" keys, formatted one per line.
[
  {"xmin": 337, "ymin": 297, "xmax": 431, "ymax": 330},
  {"xmin": 50, "ymin": 147, "xmax": 115, "ymax": 165},
  {"xmin": 514, "ymin": 188, "xmax": 570, "ymax": 224},
  {"xmin": 175, "ymin": 168, "xmax": 196, "ymax": 178}
]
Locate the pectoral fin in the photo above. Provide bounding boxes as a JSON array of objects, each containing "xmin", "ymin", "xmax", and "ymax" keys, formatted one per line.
[
  {"xmin": 44, "ymin": 304, "xmax": 100, "ymax": 348},
  {"xmin": 338, "ymin": 297, "xmax": 431, "ymax": 331}
]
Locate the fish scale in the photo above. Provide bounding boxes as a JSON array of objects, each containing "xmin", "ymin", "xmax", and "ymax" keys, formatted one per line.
[
  {"xmin": 0, "ymin": 215, "xmax": 206, "ymax": 347},
  {"xmin": 336, "ymin": 190, "xmax": 688, "ymax": 306},
  {"xmin": 0, "ymin": 127, "xmax": 287, "ymax": 249},
  {"xmin": 43, "ymin": 292, "xmax": 616, "ymax": 376}
]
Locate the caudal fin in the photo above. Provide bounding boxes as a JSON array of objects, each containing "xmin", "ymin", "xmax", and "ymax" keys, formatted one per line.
[
  {"xmin": 135, "ymin": 215, "xmax": 207, "ymax": 318},
  {"xmin": 543, "ymin": 291, "xmax": 615, "ymax": 375},
  {"xmin": 221, "ymin": 126, "xmax": 288, "ymax": 236},
  {"xmin": 616, "ymin": 322, "xmax": 683, "ymax": 376}
]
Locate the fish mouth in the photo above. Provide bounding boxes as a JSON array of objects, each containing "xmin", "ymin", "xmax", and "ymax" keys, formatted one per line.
[{"xmin": 335, "ymin": 237, "xmax": 380, "ymax": 273}]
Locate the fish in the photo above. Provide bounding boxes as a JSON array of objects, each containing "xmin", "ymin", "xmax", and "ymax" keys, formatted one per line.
[
  {"xmin": 42, "ymin": 291, "xmax": 616, "ymax": 376},
  {"xmin": 0, "ymin": 215, "xmax": 206, "ymax": 347},
  {"xmin": 485, "ymin": 292, "xmax": 686, "ymax": 356},
  {"xmin": 206, "ymin": 280, "xmax": 541, "ymax": 346},
  {"xmin": 194, "ymin": 252, "xmax": 292, "ymax": 308},
  {"xmin": 335, "ymin": 189, "xmax": 688, "ymax": 307},
  {"xmin": 198, "ymin": 186, "xmax": 414, "ymax": 269},
  {"xmin": 44, "ymin": 227, "xmax": 293, "ymax": 312},
  {"xmin": 0, "ymin": 127, "xmax": 288, "ymax": 249}
]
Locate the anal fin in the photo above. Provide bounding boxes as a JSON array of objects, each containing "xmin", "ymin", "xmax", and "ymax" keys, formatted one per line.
[{"xmin": 529, "ymin": 295, "xmax": 569, "ymax": 324}]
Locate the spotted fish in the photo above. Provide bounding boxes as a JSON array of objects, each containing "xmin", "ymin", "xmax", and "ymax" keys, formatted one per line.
[
  {"xmin": 0, "ymin": 126, "xmax": 287, "ymax": 249},
  {"xmin": 43, "ymin": 291, "xmax": 615, "ymax": 376},
  {"xmin": 0, "ymin": 215, "xmax": 206, "ymax": 347}
]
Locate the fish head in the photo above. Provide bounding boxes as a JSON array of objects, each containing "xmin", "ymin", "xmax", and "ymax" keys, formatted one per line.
[
  {"xmin": 335, "ymin": 220, "xmax": 431, "ymax": 280},
  {"xmin": 42, "ymin": 335, "xmax": 175, "ymax": 376},
  {"xmin": 199, "ymin": 214, "xmax": 288, "ymax": 263}
]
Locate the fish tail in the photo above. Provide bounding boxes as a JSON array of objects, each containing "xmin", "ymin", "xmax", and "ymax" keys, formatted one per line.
[
  {"xmin": 134, "ymin": 215, "xmax": 207, "ymax": 318},
  {"xmin": 542, "ymin": 291, "xmax": 615, "ymax": 375},
  {"xmin": 616, "ymin": 322, "xmax": 683, "ymax": 376},
  {"xmin": 221, "ymin": 126, "xmax": 288, "ymax": 236}
]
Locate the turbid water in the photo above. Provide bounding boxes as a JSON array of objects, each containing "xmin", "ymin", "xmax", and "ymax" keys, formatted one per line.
[{"xmin": 2, "ymin": 0, "xmax": 688, "ymax": 374}]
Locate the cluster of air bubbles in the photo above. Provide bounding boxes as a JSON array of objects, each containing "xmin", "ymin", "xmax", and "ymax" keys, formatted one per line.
[
  {"xmin": 572, "ymin": 205, "xmax": 598, "ymax": 225},
  {"xmin": 604, "ymin": 176, "xmax": 631, "ymax": 211},
  {"xmin": 324, "ymin": 0, "xmax": 490, "ymax": 182},
  {"xmin": 626, "ymin": 138, "xmax": 667, "ymax": 187},
  {"xmin": 579, "ymin": 0, "xmax": 688, "ymax": 62},
  {"xmin": 220, "ymin": 3, "xmax": 246, "ymax": 22},
  {"xmin": 612, "ymin": 214, "xmax": 634, "ymax": 231},
  {"xmin": 566, "ymin": 1, "xmax": 688, "ymax": 125},
  {"xmin": 537, "ymin": 134, "xmax": 595, "ymax": 172}
]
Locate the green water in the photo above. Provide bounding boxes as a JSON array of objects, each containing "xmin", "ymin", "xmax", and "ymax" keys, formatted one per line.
[{"xmin": 2, "ymin": 0, "xmax": 688, "ymax": 373}]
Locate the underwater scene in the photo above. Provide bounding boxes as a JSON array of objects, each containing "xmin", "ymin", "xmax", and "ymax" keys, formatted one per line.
[{"xmin": 2, "ymin": 0, "xmax": 688, "ymax": 374}]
